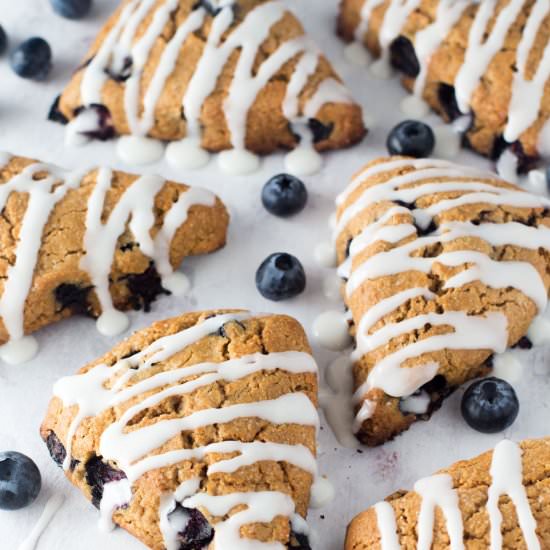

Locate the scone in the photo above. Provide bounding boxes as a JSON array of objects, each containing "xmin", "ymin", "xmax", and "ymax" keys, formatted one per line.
[
  {"xmin": 334, "ymin": 156, "xmax": 550, "ymax": 446},
  {"xmin": 41, "ymin": 311, "xmax": 320, "ymax": 550},
  {"xmin": 54, "ymin": 0, "xmax": 366, "ymax": 156},
  {"xmin": 0, "ymin": 153, "xmax": 228, "ymax": 355},
  {"xmin": 346, "ymin": 438, "xmax": 550, "ymax": 549},
  {"xmin": 338, "ymin": 0, "xmax": 550, "ymax": 170}
]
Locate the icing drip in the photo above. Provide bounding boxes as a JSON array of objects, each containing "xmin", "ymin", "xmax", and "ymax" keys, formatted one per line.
[
  {"xmin": 17, "ymin": 494, "xmax": 65, "ymax": 550},
  {"xmin": 53, "ymin": 313, "xmax": 322, "ymax": 549},
  {"xmin": 0, "ymin": 158, "xmax": 215, "ymax": 360},
  {"xmin": 487, "ymin": 440, "xmax": 540, "ymax": 550},
  {"xmin": 414, "ymin": 474, "xmax": 464, "ymax": 550},
  {"xmin": 371, "ymin": 440, "xmax": 541, "ymax": 550},
  {"xmin": 334, "ymin": 158, "xmax": 550, "ymax": 426},
  {"xmin": 74, "ymin": 0, "xmax": 354, "ymax": 173},
  {"xmin": 374, "ymin": 501, "xmax": 400, "ymax": 550}
]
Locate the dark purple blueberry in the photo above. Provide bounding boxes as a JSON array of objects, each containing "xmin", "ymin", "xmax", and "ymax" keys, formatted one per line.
[
  {"xmin": 45, "ymin": 432, "xmax": 67, "ymax": 467},
  {"xmin": 105, "ymin": 56, "xmax": 133, "ymax": 82},
  {"xmin": 73, "ymin": 104, "xmax": 116, "ymax": 141},
  {"xmin": 510, "ymin": 141, "xmax": 538, "ymax": 174},
  {"xmin": 393, "ymin": 199, "xmax": 415, "ymax": 210},
  {"xmin": 390, "ymin": 36, "xmax": 420, "ymax": 78},
  {"xmin": 193, "ymin": 0, "xmax": 226, "ymax": 16},
  {"xmin": 288, "ymin": 531, "xmax": 312, "ymax": 549},
  {"xmin": 387, "ymin": 120, "xmax": 435, "ymax": 158},
  {"xmin": 256, "ymin": 253, "xmax": 306, "ymax": 301},
  {"xmin": 48, "ymin": 95, "xmax": 69, "ymax": 125},
  {"xmin": 50, "ymin": 0, "xmax": 92, "ymax": 19},
  {"xmin": 461, "ymin": 377, "xmax": 519, "ymax": 434},
  {"xmin": 308, "ymin": 119, "xmax": 334, "ymax": 143},
  {"xmin": 55, "ymin": 283, "xmax": 93, "ymax": 315},
  {"xmin": 176, "ymin": 506, "xmax": 214, "ymax": 550},
  {"xmin": 0, "ymin": 452, "xmax": 41, "ymax": 511},
  {"xmin": 421, "ymin": 374, "xmax": 448, "ymax": 394},
  {"xmin": 437, "ymin": 83, "xmax": 462, "ymax": 122},
  {"xmin": 216, "ymin": 320, "xmax": 246, "ymax": 338},
  {"xmin": 125, "ymin": 263, "xmax": 170, "ymax": 312},
  {"xmin": 262, "ymin": 174, "xmax": 308, "ymax": 217},
  {"xmin": 45, "ymin": 432, "xmax": 78, "ymax": 471},
  {"xmin": 10, "ymin": 37, "xmax": 52, "ymax": 80},
  {"xmin": 515, "ymin": 336, "xmax": 533, "ymax": 350},
  {"xmin": 85, "ymin": 456, "xmax": 126, "ymax": 508},
  {"xmin": 415, "ymin": 219, "xmax": 437, "ymax": 236},
  {"xmin": 0, "ymin": 25, "xmax": 7, "ymax": 56}
]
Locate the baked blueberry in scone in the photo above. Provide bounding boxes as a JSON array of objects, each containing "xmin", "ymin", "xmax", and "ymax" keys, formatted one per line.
[
  {"xmin": 346, "ymin": 438, "xmax": 550, "ymax": 549},
  {"xmin": 338, "ymin": 0, "xmax": 550, "ymax": 171},
  {"xmin": 55, "ymin": 0, "xmax": 366, "ymax": 158},
  {"xmin": 334, "ymin": 156, "xmax": 550, "ymax": 446},
  {"xmin": 0, "ymin": 154, "xmax": 228, "ymax": 362},
  {"xmin": 41, "ymin": 311, "xmax": 320, "ymax": 550}
]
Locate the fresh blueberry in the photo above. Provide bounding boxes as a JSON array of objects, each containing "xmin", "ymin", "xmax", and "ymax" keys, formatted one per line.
[
  {"xmin": 0, "ymin": 452, "xmax": 41, "ymax": 510},
  {"xmin": 0, "ymin": 25, "xmax": 7, "ymax": 56},
  {"xmin": 387, "ymin": 120, "xmax": 435, "ymax": 158},
  {"xmin": 10, "ymin": 37, "xmax": 52, "ymax": 80},
  {"xmin": 256, "ymin": 253, "xmax": 306, "ymax": 301},
  {"xmin": 50, "ymin": 0, "xmax": 92, "ymax": 19},
  {"xmin": 262, "ymin": 174, "xmax": 308, "ymax": 217},
  {"xmin": 461, "ymin": 377, "xmax": 519, "ymax": 434}
]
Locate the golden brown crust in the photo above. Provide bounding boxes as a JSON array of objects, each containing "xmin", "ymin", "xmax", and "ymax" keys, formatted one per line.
[
  {"xmin": 40, "ymin": 311, "xmax": 317, "ymax": 550},
  {"xmin": 338, "ymin": 0, "xmax": 549, "ymax": 162},
  {"xmin": 336, "ymin": 156, "xmax": 550, "ymax": 446},
  {"xmin": 59, "ymin": 0, "xmax": 365, "ymax": 154},
  {"xmin": 345, "ymin": 438, "xmax": 550, "ymax": 549},
  {"xmin": 0, "ymin": 155, "xmax": 228, "ymax": 343}
]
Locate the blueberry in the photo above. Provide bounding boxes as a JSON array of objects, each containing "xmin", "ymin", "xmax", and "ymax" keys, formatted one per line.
[
  {"xmin": 437, "ymin": 84, "xmax": 462, "ymax": 121},
  {"xmin": 461, "ymin": 377, "xmax": 519, "ymax": 434},
  {"xmin": 50, "ymin": 0, "xmax": 92, "ymax": 19},
  {"xmin": 262, "ymin": 174, "xmax": 308, "ymax": 217},
  {"xmin": 85, "ymin": 456, "xmax": 126, "ymax": 508},
  {"xmin": 10, "ymin": 37, "xmax": 52, "ymax": 80},
  {"xmin": 389, "ymin": 36, "xmax": 420, "ymax": 77},
  {"xmin": 175, "ymin": 505, "xmax": 214, "ymax": 549},
  {"xmin": 0, "ymin": 452, "xmax": 41, "ymax": 510},
  {"xmin": 256, "ymin": 253, "xmax": 306, "ymax": 301},
  {"xmin": 387, "ymin": 120, "xmax": 435, "ymax": 158},
  {"xmin": 0, "ymin": 25, "xmax": 7, "ymax": 56}
]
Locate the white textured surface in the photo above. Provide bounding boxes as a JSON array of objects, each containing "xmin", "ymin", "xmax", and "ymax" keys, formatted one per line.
[{"xmin": 0, "ymin": 1, "xmax": 549, "ymax": 549}]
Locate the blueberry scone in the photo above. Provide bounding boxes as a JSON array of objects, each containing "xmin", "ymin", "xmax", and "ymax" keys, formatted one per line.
[
  {"xmin": 338, "ymin": 0, "xmax": 550, "ymax": 171},
  {"xmin": 54, "ymin": 0, "xmax": 366, "ymax": 162},
  {"xmin": 334, "ymin": 156, "xmax": 550, "ymax": 446},
  {"xmin": 0, "ymin": 154, "xmax": 228, "ymax": 363},
  {"xmin": 41, "ymin": 311, "xmax": 320, "ymax": 549},
  {"xmin": 346, "ymin": 438, "xmax": 550, "ymax": 549}
]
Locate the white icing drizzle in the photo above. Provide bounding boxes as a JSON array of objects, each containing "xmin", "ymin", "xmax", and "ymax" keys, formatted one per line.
[
  {"xmin": 414, "ymin": 474, "xmax": 464, "ymax": 550},
  {"xmin": 73, "ymin": 0, "xmax": 354, "ymax": 173},
  {"xmin": 374, "ymin": 501, "xmax": 400, "ymax": 550},
  {"xmin": 371, "ymin": 440, "xmax": 541, "ymax": 549},
  {"xmin": 53, "ymin": 313, "xmax": 323, "ymax": 549},
  {"xmin": 352, "ymin": 0, "xmax": 550, "ymax": 156},
  {"xmin": 487, "ymin": 440, "xmax": 541, "ymax": 550},
  {"xmin": 17, "ymin": 494, "xmax": 65, "ymax": 550},
  {"xmin": 0, "ymin": 158, "xmax": 215, "ymax": 360},
  {"xmin": 334, "ymin": 158, "xmax": 550, "ymax": 427}
]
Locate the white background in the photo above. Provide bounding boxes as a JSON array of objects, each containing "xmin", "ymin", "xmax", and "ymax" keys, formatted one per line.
[{"xmin": 0, "ymin": 1, "xmax": 549, "ymax": 548}]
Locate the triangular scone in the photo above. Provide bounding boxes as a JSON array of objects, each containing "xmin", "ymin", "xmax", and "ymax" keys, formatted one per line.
[
  {"xmin": 338, "ymin": 0, "xmax": 550, "ymax": 170},
  {"xmin": 334, "ymin": 156, "xmax": 550, "ymax": 446},
  {"xmin": 41, "ymin": 311, "xmax": 320, "ymax": 550},
  {"xmin": 346, "ymin": 438, "xmax": 550, "ymax": 549},
  {"xmin": 0, "ymin": 154, "xmax": 228, "ymax": 355},
  {"xmin": 55, "ymin": 0, "xmax": 366, "ymax": 156}
]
